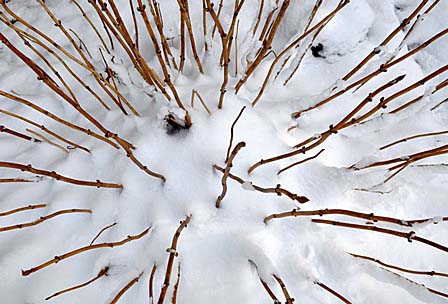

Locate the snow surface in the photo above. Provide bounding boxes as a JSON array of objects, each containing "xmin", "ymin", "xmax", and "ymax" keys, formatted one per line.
[{"xmin": 0, "ymin": 0, "xmax": 447, "ymax": 303}]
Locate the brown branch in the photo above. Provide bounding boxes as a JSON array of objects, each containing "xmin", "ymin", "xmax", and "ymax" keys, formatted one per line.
[
  {"xmin": 0, "ymin": 209, "xmax": 91, "ymax": 233},
  {"xmin": 351, "ymin": 2, "xmax": 443, "ymax": 93},
  {"xmin": 110, "ymin": 272, "xmax": 144, "ymax": 304},
  {"xmin": 71, "ymin": 0, "xmax": 111, "ymax": 53},
  {"xmin": 235, "ymin": 20, "xmax": 239, "ymax": 76},
  {"xmin": 69, "ymin": 28, "xmax": 93, "ymax": 59},
  {"xmin": 0, "ymin": 90, "xmax": 117, "ymax": 149},
  {"xmin": 148, "ymin": 1, "xmax": 177, "ymax": 69},
  {"xmin": 90, "ymin": 222, "xmax": 117, "ymax": 246},
  {"xmin": 379, "ymin": 267, "xmax": 448, "ymax": 299},
  {"xmin": 22, "ymin": 227, "xmax": 151, "ymax": 276},
  {"xmin": 45, "ymin": 267, "xmax": 109, "ymax": 301},
  {"xmin": 202, "ymin": 0, "xmax": 208, "ymax": 52},
  {"xmin": 211, "ymin": 0, "xmax": 224, "ymax": 39},
  {"xmin": 179, "ymin": 11, "xmax": 186, "ymax": 72},
  {"xmin": 0, "ymin": 14, "xmax": 111, "ymax": 110},
  {"xmin": 235, "ymin": 0, "xmax": 291, "ymax": 93},
  {"xmin": 381, "ymin": 147, "xmax": 448, "ymax": 183},
  {"xmin": 217, "ymin": 0, "xmax": 246, "ymax": 108},
  {"xmin": 213, "ymin": 164, "xmax": 309, "ymax": 204},
  {"xmin": 293, "ymin": 26, "xmax": 448, "ymax": 118},
  {"xmin": 314, "ymin": 281, "xmax": 352, "ymax": 304},
  {"xmin": 251, "ymin": 0, "xmax": 349, "ymax": 106},
  {"xmin": 251, "ymin": 259, "xmax": 281, "ymax": 303},
  {"xmin": 0, "ymin": 33, "xmax": 165, "ymax": 180},
  {"xmin": 0, "ymin": 108, "xmax": 90, "ymax": 153},
  {"xmin": 157, "ymin": 215, "xmax": 191, "ymax": 304},
  {"xmin": 0, "ymin": 204, "xmax": 47, "ymax": 217},
  {"xmin": 36, "ymin": 0, "xmax": 139, "ymax": 116},
  {"xmin": 389, "ymin": 77, "xmax": 448, "ymax": 114},
  {"xmin": 380, "ymin": 130, "xmax": 448, "ymax": 150},
  {"xmin": 283, "ymin": 0, "xmax": 326, "ymax": 85},
  {"xmin": 204, "ymin": 0, "xmax": 229, "ymax": 109},
  {"xmin": 191, "ymin": 89, "xmax": 212, "ymax": 115},
  {"xmin": 171, "ymin": 261, "xmax": 181, "ymax": 304},
  {"xmin": 0, "ymin": 125, "xmax": 40, "ymax": 143},
  {"xmin": 355, "ymin": 143, "xmax": 448, "ymax": 170},
  {"xmin": 249, "ymin": 74, "xmax": 405, "ymax": 174},
  {"xmin": 215, "ymin": 142, "xmax": 246, "ymax": 208},
  {"xmin": 98, "ymin": 47, "xmax": 127, "ymax": 115},
  {"xmin": 26, "ymin": 128, "xmax": 69, "ymax": 154},
  {"xmin": 0, "ymin": 178, "xmax": 35, "ymax": 183},
  {"xmin": 252, "ymin": 0, "xmax": 265, "ymax": 36},
  {"xmin": 149, "ymin": 264, "xmax": 157, "ymax": 304},
  {"xmin": 431, "ymin": 96, "xmax": 448, "ymax": 111},
  {"xmin": 342, "ymin": 0, "xmax": 430, "ymax": 81},
  {"xmin": 225, "ymin": 106, "xmax": 246, "ymax": 163},
  {"xmin": 0, "ymin": 161, "xmax": 122, "ymax": 189},
  {"xmin": 129, "ymin": 0, "xmax": 139, "ymax": 49},
  {"xmin": 263, "ymin": 208, "xmax": 447, "ymax": 226},
  {"xmin": 177, "ymin": 0, "xmax": 203, "ymax": 74},
  {"xmin": 349, "ymin": 253, "xmax": 448, "ymax": 278},
  {"xmin": 89, "ymin": 0, "xmax": 161, "ymax": 90},
  {"xmin": 278, "ymin": 149, "xmax": 325, "ymax": 175},
  {"xmin": 312, "ymin": 219, "xmax": 448, "ymax": 253},
  {"xmin": 257, "ymin": 1, "xmax": 278, "ymax": 43},
  {"xmin": 137, "ymin": 0, "xmax": 192, "ymax": 127},
  {"xmin": 273, "ymin": 274, "xmax": 295, "ymax": 303}
]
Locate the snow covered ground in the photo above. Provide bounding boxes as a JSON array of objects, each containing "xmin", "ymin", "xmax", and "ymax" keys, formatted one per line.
[{"xmin": 0, "ymin": 0, "xmax": 447, "ymax": 303}]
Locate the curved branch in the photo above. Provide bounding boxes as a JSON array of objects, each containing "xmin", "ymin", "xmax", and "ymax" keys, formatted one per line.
[
  {"xmin": 0, "ymin": 209, "xmax": 91, "ymax": 233},
  {"xmin": 22, "ymin": 227, "xmax": 151, "ymax": 276},
  {"xmin": 0, "ymin": 162, "xmax": 122, "ymax": 189}
]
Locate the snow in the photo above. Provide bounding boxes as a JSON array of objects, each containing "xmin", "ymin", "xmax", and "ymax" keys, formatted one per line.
[{"xmin": 0, "ymin": 0, "xmax": 447, "ymax": 303}]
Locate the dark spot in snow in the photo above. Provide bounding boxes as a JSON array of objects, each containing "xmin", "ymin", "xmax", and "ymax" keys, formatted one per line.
[
  {"xmin": 164, "ymin": 114, "xmax": 190, "ymax": 135},
  {"xmin": 394, "ymin": 5, "xmax": 402, "ymax": 12},
  {"xmin": 311, "ymin": 43, "xmax": 325, "ymax": 58}
]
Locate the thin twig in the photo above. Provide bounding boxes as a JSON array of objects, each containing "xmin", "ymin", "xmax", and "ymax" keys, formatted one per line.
[
  {"xmin": 314, "ymin": 281, "xmax": 352, "ymax": 304},
  {"xmin": 312, "ymin": 219, "xmax": 448, "ymax": 253},
  {"xmin": 90, "ymin": 222, "xmax": 117, "ymax": 246},
  {"xmin": 157, "ymin": 215, "xmax": 191, "ymax": 304},
  {"xmin": 278, "ymin": 149, "xmax": 325, "ymax": 175},
  {"xmin": 0, "ymin": 162, "xmax": 122, "ymax": 189},
  {"xmin": 45, "ymin": 267, "xmax": 109, "ymax": 300},
  {"xmin": 215, "ymin": 142, "xmax": 246, "ymax": 208},
  {"xmin": 249, "ymin": 74, "xmax": 405, "ymax": 174},
  {"xmin": 293, "ymin": 27, "xmax": 448, "ymax": 118},
  {"xmin": 110, "ymin": 272, "xmax": 144, "ymax": 304},
  {"xmin": 225, "ymin": 106, "xmax": 246, "ymax": 163},
  {"xmin": 263, "ymin": 208, "xmax": 446, "ymax": 226},
  {"xmin": 0, "ymin": 108, "xmax": 90, "ymax": 153},
  {"xmin": 149, "ymin": 264, "xmax": 157, "ymax": 304},
  {"xmin": 0, "ymin": 178, "xmax": 35, "ymax": 183},
  {"xmin": 349, "ymin": 253, "xmax": 448, "ymax": 278},
  {"xmin": 213, "ymin": 164, "xmax": 309, "ymax": 204},
  {"xmin": 191, "ymin": 89, "xmax": 212, "ymax": 115},
  {"xmin": 0, "ymin": 204, "xmax": 47, "ymax": 217},
  {"xmin": 273, "ymin": 274, "xmax": 295, "ymax": 303},
  {"xmin": 0, "ymin": 209, "xmax": 91, "ymax": 233},
  {"xmin": 379, "ymin": 268, "xmax": 448, "ymax": 299},
  {"xmin": 0, "ymin": 125, "xmax": 40, "ymax": 143},
  {"xmin": 380, "ymin": 130, "xmax": 448, "ymax": 150},
  {"xmin": 22, "ymin": 227, "xmax": 151, "ymax": 276},
  {"xmin": 26, "ymin": 129, "xmax": 69, "ymax": 154},
  {"xmin": 342, "ymin": 0, "xmax": 431, "ymax": 81},
  {"xmin": 171, "ymin": 261, "xmax": 181, "ymax": 304}
]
